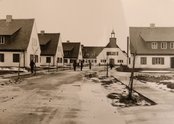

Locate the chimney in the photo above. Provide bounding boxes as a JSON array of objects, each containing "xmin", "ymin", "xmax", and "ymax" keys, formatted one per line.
[
  {"xmin": 81, "ymin": 44, "xmax": 84, "ymax": 49},
  {"xmin": 150, "ymin": 23, "xmax": 155, "ymax": 28},
  {"xmin": 40, "ymin": 30, "xmax": 45, "ymax": 35},
  {"xmin": 6, "ymin": 15, "xmax": 12, "ymax": 22}
]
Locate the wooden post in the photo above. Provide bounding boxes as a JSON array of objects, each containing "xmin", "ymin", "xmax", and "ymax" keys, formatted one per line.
[
  {"xmin": 17, "ymin": 52, "xmax": 21, "ymax": 80},
  {"xmin": 128, "ymin": 52, "xmax": 136, "ymax": 99}
]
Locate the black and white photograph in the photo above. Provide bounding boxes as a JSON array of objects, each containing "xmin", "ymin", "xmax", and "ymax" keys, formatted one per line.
[{"xmin": 0, "ymin": 0, "xmax": 174, "ymax": 124}]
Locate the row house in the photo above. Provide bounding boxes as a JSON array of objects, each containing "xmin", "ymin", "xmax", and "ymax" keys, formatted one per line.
[
  {"xmin": 129, "ymin": 24, "xmax": 174, "ymax": 69},
  {"xmin": 62, "ymin": 41, "xmax": 83, "ymax": 65},
  {"xmin": 38, "ymin": 31, "xmax": 64, "ymax": 67},
  {"xmin": 82, "ymin": 46, "xmax": 104, "ymax": 65},
  {"xmin": 0, "ymin": 15, "xmax": 41, "ymax": 68}
]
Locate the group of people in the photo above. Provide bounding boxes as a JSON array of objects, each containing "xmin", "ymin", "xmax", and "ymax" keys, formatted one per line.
[
  {"xmin": 30, "ymin": 59, "xmax": 93, "ymax": 74},
  {"xmin": 73, "ymin": 60, "xmax": 91, "ymax": 71}
]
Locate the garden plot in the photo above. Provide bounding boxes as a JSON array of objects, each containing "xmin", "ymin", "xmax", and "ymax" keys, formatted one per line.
[
  {"xmin": 135, "ymin": 74, "xmax": 174, "ymax": 92},
  {"xmin": 85, "ymin": 72, "xmax": 154, "ymax": 108}
]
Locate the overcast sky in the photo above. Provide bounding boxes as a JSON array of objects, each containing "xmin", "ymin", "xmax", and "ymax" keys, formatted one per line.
[{"xmin": 1, "ymin": 0, "xmax": 174, "ymax": 50}]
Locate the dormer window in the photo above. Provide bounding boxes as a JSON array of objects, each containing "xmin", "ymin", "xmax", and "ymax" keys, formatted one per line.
[
  {"xmin": 161, "ymin": 42, "xmax": 167, "ymax": 49},
  {"xmin": 0, "ymin": 36, "xmax": 5, "ymax": 44},
  {"xmin": 151, "ymin": 42, "xmax": 158, "ymax": 49},
  {"xmin": 170, "ymin": 42, "xmax": 174, "ymax": 49}
]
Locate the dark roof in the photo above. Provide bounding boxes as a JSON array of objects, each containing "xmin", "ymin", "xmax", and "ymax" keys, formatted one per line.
[
  {"xmin": 62, "ymin": 42, "xmax": 80, "ymax": 59},
  {"xmin": 130, "ymin": 27, "xmax": 174, "ymax": 55},
  {"xmin": 38, "ymin": 33, "xmax": 60, "ymax": 56},
  {"xmin": 140, "ymin": 27, "xmax": 174, "ymax": 41},
  {"xmin": 0, "ymin": 25, "xmax": 21, "ymax": 35},
  {"xmin": 105, "ymin": 38, "xmax": 119, "ymax": 48},
  {"xmin": 0, "ymin": 19, "xmax": 34, "ymax": 51},
  {"xmin": 82, "ymin": 46, "xmax": 104, "ymax": 59}
]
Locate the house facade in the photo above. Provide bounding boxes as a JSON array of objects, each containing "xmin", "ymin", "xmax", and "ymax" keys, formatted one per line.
[
  {"xmin": 82, "ymin": 46, "xmax": 104, "ymax": 66},
  {"xmin": 62, "ymin": 41, "xmax": 83, "ymax": 65},
  {"xmin": 0, "ymin": 15, "xmax": 41, "ymax": 68},
  {"xmin": 38, "ymin": 31, "xmax": 64, "ymax": 67},
  {"xmin": 129, "ymin": 24, "xmax": 174, "ymax": 69},
  {"xmin": 96, "ymin": 31, "xmax": 127, "ymax": 65}
]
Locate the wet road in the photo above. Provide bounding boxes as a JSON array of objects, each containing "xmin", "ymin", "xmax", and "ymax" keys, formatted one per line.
[{"xmin": 0, "ymin": 70, "xmax": 125, "ymax": 124}]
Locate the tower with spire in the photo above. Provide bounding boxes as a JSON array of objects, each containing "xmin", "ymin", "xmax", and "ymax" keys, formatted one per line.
[{"xmin": 106, "ymin": 30, "xmax": 118, "ymax": 48}]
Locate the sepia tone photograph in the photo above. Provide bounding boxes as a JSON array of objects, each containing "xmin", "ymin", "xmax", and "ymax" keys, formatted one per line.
[{"xmin": 0, "ymin": 0, "xmax": 174, "ymax": 124}]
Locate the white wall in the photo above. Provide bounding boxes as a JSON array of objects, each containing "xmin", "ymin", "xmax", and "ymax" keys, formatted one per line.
[
  {"xmin": 129, "ymin": 55, "xmax": 174, "ymax": 69},
  {"xmin": 77, "ymin": 45, "xmax": 83, "ymax": 62},
  {"xmin": 54, "ymin": 35, "xmax": 64, "ymax": 66},
  {"xmin": 97, "ymin": 48, "xmax": 127, "ymax": 65},
  {"xmin": 40, "ymin": 56, "xmax": 54, "ymax": 66},
  {"xmin": 26, "ymin": 20, "xmax": 41, "ymax": 67},
  {"xmin": 0, "ymin": 52, "xmax": 24, "ymax": 67}
]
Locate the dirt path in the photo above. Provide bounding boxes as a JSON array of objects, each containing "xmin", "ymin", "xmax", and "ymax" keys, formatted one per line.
[{"xmin": 0, "ymin": 69, "xmax": 125, "ymax": 124}]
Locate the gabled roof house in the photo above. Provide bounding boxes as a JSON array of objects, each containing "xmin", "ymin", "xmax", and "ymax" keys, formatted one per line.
[
  {"xmin": 0, "ymin": 15, "xmax": 41, "ymax": 68},
  {"xmin": 97, "ymin": 30, "xmax": 127, "ymax": 65},
  {"xmin": 62, "ymin": 41, "xmax": 83, "ymax": 64},
  {"xmin": 129, "ymin": 24, "xmax": 174, "ymax": 69},
  {"xmin": 38, "ymin": 31, "xmax": 64, "ymax": 67},
  {"xmin": 82, "ymin": 46, "xmax": 104, "ymax": 65}
]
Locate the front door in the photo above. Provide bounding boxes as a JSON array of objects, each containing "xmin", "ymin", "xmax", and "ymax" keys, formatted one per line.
[{"xmin": 171, "ymin": 57, "xmax": 174, "ymax": 68}]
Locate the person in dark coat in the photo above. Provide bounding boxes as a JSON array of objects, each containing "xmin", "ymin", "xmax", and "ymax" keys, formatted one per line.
[
  {"xmin": 80, "ymin": 60, "xmax": 83, "ymax": 71},
  {"xmin": 30, "ymin": 59, "xmax": 35, "ymax": 74},
  {"xmin": 73, "ymin": 60, "xmax": 77, "ymax": 71},
  {"xmin": 89, "ymin": 61, "xmax": 92, "ymax": 70}
]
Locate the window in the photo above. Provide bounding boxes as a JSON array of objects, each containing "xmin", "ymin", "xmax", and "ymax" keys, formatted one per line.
[
  {"xmin": 57, "ymin": 58, "xmax": 63, "ymax": 63},
  {"xmin": 101, "ymin": 59, "xmax": 106, "ymax": 63},
  {"xmin": 64, "ymin": 59, "xmax": 68, "ymax": 63},
  {"xmin": 151, "ymin": 42, "xmax": 158, "ymax": 49},
  {"xmin": 0, "ymin": 36, "xmax": 5, "ymax": 44},
  {"xmin": 30, "ymin": 54, "xmax": 38, "ymax": 63},
  {"xmin": 152, "ymin": 57, "xmax": 164, "ymax": 65},
  {"xmin": 13, "ymin": 54, "xmax": 20, "ymax": 63},
  {"xmin": 106, "ymin": 52, "xmax": 118, "ymax": 56},
  {"xmin": 118, "ymin": 60, "xmax": 123, "ymax": 63},
  {"xmin": 46, "ymin": 57, "xmax": 51, "ymax": 63},
  {"xmin": 70, "ymin": 59, "xmax": 74, "ymax": 63},
  {"xmin": 140, "ymin": 57, "xmax": 147, "ymax": 65},
  {"xmin": 0, "ymin": 54, "xmax": 4, "ymax": 62},
  {"xmin": 35, "ymin": 55, "xmax": 38, "ymax": 63},
  {"xmin": 170, "ymin": 42, "xmax": 174, "ymax": 49},
  {"xmin": 161, "ymin": 42, "xmax": 167, "ymax": 49},
  {"xmin": 95, "ymin": 60, "xmax": 97, "ymax": 63},
  {"xmin": 30, "ymin": 55, "xmax": 34, "ymax": 61}
]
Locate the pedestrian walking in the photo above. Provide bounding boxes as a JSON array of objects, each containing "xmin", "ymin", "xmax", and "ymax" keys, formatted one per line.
[
  {"xmin": 89, "ymin": 61, "xmax": 92, "ymax": 70},
  {"xmin": 80, "ymin": 60, "xmax": 83, "ymax": 71},
  {"xmin": 30, "ymin": 59, "xmax": 35, "ymax": 74},
  {"xmin": 73, "ymin": 60, "xmax": 77, "ymax": 71}
]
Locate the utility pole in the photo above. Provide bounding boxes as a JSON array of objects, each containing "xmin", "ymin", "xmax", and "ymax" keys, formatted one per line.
[
  {"xmin": 17, "ymin": 52, "xmax": 21, "ymax": 80},
  {"xmin": 106, "ymin": 54, "xmax": 109, "ymax": 77},
  {"xmin": 128, "ymin": 52, "xmax": 136, "ymax": 99}
]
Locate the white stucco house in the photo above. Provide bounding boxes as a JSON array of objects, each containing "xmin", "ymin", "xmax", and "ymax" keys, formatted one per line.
[
  {"xmin": 0, "ymin": 15, "xmax": 41, "ymax": 68},
  {"xmin": 129, "ymin": 24, "xmax": 174, "ymax": 69},
  {"xmin": 38, "ymin": 31, "xmax": 64, "ymax": 67},
  {"xmin": 82, "ymin": 46, "xmax": 104, "ymax": 66},
  {"xmin": 62, "ymin": 41, "xmax": 83, "ymax": 65},
  {"xmin": 96, "ymin": 31, "xmax": 127, "ymax": 66}
]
